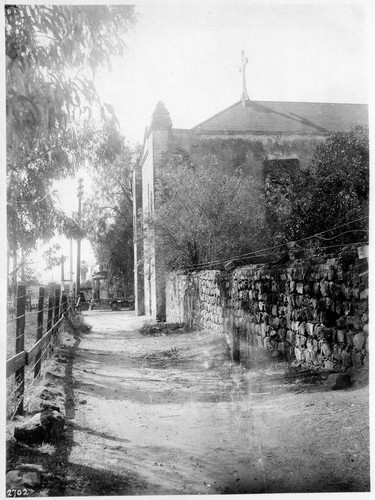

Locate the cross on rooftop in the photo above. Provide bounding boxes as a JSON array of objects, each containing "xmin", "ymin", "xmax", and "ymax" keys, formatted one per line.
[{"xmin": 239, "ymin": 49, "xmax": 249, "ymax": 101}]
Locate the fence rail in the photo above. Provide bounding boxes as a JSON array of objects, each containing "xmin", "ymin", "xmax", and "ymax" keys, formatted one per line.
[{"xmin": 6, "ymin": 284, "xmax": 76, "ymax": 419}]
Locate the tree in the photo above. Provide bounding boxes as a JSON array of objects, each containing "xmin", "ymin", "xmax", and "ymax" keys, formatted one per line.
[
  {"xmin": 6, "ymin": 5, "xmax": 136, "ymax": 148},
  {"xmin": 285, "ymin": 126, "xmax": 369, "ymax": 250},
  {"xmin": 82, "ymin": 122, "xmax": 140, "ymax": 296},
  {"xmin": 42, "ymin": 243, "xmax": 63, "ymax": 282},
  {"xmin": 80, "ymin": 261, "xmax": 89, "ymax": 283},
  {"xmin": 151, "ymin": 151, "xmax": 271, "ymax": 269},
  {"xmin": 6, "ymin": 5, "xmax": 136, "ymax": 271}
]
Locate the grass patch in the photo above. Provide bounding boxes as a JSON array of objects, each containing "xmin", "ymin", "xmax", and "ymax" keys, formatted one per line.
[
  {"xmin": 6, "ymin": 311, "xmax": 87, "ymax": 420},
  {"xmin": 65, "ymin": 313, "xmax": 92, "ymax": 334},
  {"xmin": 37, "ymin": 442, "xmax": 56, "ymax": 455},
  {"xmin": 139, "ymin": 322, "xmax": 188, "ymax": 336},
  {"xmin": 7, "ymin": 311, "xmax": 47, "ymax": 359},
  {"xmin": 140, "ymin": 347, "xmax": 181, "ymax": 368}
]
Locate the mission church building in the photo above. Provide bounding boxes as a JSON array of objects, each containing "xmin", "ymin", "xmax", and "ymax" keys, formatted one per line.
[{"xmin": 133, "ymin": 51, "xmax": 368, "ymax": 318}]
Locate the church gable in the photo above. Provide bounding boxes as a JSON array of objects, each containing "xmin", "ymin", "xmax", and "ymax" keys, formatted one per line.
[{"xmin": 192, "ymin": 99, "xmax": 368, "ymax": 135}]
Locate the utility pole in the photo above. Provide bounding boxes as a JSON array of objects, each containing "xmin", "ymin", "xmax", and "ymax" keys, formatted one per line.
[
  {"xmin": 69, "ymin": 238, "xmax": 74, "ymax": 299},
  {"xmin": 60, "ymin": 254, "xmax": 65, "ymax": 289},
  {"xmin": 60, "ymin": 254, "xmax": 65, "ymax": 316},
  {"xmin": 76, "ymin": 177, "xmax": 84, "ymax": 300}
]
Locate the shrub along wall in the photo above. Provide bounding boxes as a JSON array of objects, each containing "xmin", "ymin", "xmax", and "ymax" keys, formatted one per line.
[{"xmin": 166, "ymin": 250, "xmax": 368, "ymax": 371}]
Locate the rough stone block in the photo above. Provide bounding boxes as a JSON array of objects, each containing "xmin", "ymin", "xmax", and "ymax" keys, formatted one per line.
[
  {"xmin": 295, "ymin": 334, "xmax": 301, "ymax": 347},
  {"xmin": 320, "ymin": 279, "xmax": 329, "ymax": 296},
  {"xmin": 353, "ymin": 332, "xmax": 365, "ymax": 350},
  {"xmin": 327, "ymin": 373, "xmax": 351, "ymax": 390},
  {"xmin": 264, "ymin": 337, "xmax": 271, "ymax": 349},
  {"xmin": 260, "ymin": 323, "xmax": 266, "ymax": 338},
  {"xmin": 363, "ymin": 353, "xmax": 369, "ymax": 369},
  {"xmin": 336, "ymin": 330, "xmax": 346, "ymax": 343},
  {"xmin": 323, "ymin": 359, "xmax": 334, "ymax": 370},
  {"xmin": 295, "ymin": 295, "xmax": 303, "ymax": 307},
  {"xmin": 300, "ymin": 335, "xmax": 307, "ymax": 347},
  {"xmin": 296, "ymin": 282, "xmax": 304, "ymax": 294},
  {"xmin": 345, "ymin": 330, "xmax": 354, "ymax": 346},
  {"xmin": 341, "ymin": 348, "xmax": 351, "ymax": 368},
  {"xmin": 298, "ymin": 322, "xmax": 306, "ymax": 335},
  {"xmin": 306, "ymin": 322, "xmax": 314, "ymax": 336},
  {"xmin": 6, "ymin": 469, "xmax": 42, "ymax": 490},
  {"xmin": 320, "ymin": 327, "xmax": 333, "ymax": 342},
  {"xmin": 304, "ymin": 350, "xmax": 312, "ymax": 364},
  {"xmin": 14, "ymin": 411, "xmax": 65, "ymax": 444},
  {"xmin": 286, "ymin": 330, "xmax": 295, "ymax": 345},
  {"xmin": 306, "ymin": 338, "xmax": 313, "ymax": 352},
  {"xmin": 321, "ymin": 342, "xmax": 331, "ymax": 357},
  {"xmin": 278, "ymin": 342, "xmax": 286, "ymax": 353},
  {"xmin": 353, "ymin": 287, "xmax": 360, "ymax": 300},
  {"xmin": 352, "ymin": 351, "xmax": 363, "ymax": 368},
  {"xmin": 295, "ymin": 347, "xmax": 302, "ymax": 361},
  {"xmin": 278, "ymin": 327, "xmax": 286, "ymax": 340},
  {"xmin": 313, "ymin": 339, "xmax": 319, "ymax": 352},
  {"xmin": 291, "ymin": 321, "xmax": 299, "ymax": 333}
]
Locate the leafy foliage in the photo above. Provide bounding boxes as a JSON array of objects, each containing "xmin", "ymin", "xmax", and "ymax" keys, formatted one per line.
[
  {"xmin": 7, "ymin": 129, "xmax": 88, "ymax": 255},
  {"xmin": 82, "ymin": 122, "xmax": 140, "ymax": 296},
  {"xmin": 6, "ymin": 4, "xmax": 136, "ymax": 145},
  {"xmin": 6, "ymin": 4, "xmax": 136, "ymax": 260},
  {"xmin": 151, "ymin": 151, "xmax": 271, "ymax": 269},
  {"xmin": 285, "ymin": 126, "xmax": 369, "ymax": 249},
  {"xmin": 43, "ymin": 244, "xmax": 63, "ymax": 271}
]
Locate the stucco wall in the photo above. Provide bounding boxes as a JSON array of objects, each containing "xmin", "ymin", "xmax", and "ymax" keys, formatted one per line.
[
  {"xmin": 187, "ymin": 133, "xmax": 325, "ymax": 180},
  {"xmin": 166, "ymin": 251, "xmax": 368, "ymax": 371},
  {"xmin": 141, "ymin": 129, "xmax": 171, "ymax": 318}
]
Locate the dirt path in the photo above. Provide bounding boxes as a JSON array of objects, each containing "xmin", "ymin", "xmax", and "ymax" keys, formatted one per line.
[{"xmin": 63, "ymin": 310, "xmax": 370, "ymax": 495}]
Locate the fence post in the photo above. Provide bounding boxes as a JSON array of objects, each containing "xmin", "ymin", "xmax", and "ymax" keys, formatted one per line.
[
  {"xmin": 47, "ymin": 294, "xmax": 54, "ymax": 332},
  {"xmin": 15, "ymin": 284, "xmax": 26, "ymax": 416},
  {"xmin": 61, "ymin": 293, "xmax": 68, "ymax": 315},
  {"xmin": 54, "ymin": 288, "xmax": 60, "ymax": 332},
  {"xmin": 46, "ymin": 293, "xmax": 54, "ymax": 361},
  {"xmin": 34, "ymin": 287, "xmax": 44, "ymax": 378}
]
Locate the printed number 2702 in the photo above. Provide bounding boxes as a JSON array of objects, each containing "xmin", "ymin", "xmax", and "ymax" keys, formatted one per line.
[{"xmin": 7, "ymin": 489, "xmax": 29, "ymax": 497}]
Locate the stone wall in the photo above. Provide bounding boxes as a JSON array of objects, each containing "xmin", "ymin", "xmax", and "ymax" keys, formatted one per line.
[{"xmin": 166, "ymin": 251, "xmax": 368, "ymax": 371}]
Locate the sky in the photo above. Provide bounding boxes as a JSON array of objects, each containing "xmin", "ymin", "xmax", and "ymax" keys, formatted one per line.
[
  {"xmin": 94, "ymin": 0, "xmax": 370, "ymax": 145},
  {"xmin": 9, "ymin": 0, "xmax": 372, "ymax": 283}
]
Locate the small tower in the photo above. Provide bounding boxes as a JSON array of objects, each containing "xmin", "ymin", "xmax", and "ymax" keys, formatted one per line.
[
  {"xmin": 150, "ymin": 101, "xmax": 173, "ymax": 130},
  {"xmin": 139, "ymin": 102, "xmax": 173, "ymax": 319}
]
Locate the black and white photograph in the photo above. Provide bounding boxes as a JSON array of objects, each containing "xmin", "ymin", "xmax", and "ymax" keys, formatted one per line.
[{"xmin": 4, "ymin": 0, "xmax": 372, "ymax": 497}]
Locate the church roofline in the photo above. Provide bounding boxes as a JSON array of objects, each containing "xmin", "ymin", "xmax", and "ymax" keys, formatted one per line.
[
  {"xmin": 191, "ymin": 99, "xmax": 368, "ymax": 132},
  {"xmin": 191, "ymin": 100, "xmax": 244, "ymax": 131},
  {"xmin": 191, "ymin": 129, "xmax": 330, "ymax": 137}
]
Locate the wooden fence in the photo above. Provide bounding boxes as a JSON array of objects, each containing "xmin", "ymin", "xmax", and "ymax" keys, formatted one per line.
[{"xmin": 6, "ymin": 284, "xmax": 75, "ymax": 419}]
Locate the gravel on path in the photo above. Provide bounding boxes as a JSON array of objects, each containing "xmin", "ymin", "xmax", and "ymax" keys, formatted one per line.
[{"xmin": 63, "ymin": 310, "xmax": 370, "ymax": 496}]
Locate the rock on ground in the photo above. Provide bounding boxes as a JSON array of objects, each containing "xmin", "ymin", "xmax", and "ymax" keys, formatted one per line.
[
  {"xmin": 14, "ymin": 410, "xmax": 65, "ymax": 444},
  {"xmin": 327, "ymin": 373, "xmax": 351, "ymax": 390}
]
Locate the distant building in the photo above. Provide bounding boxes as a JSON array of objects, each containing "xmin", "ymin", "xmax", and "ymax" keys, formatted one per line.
[
  {"xmin": 133, "ymin": 53, "xmax": 368, "ymax": 319},
  {"xmin": 92, "ymin": 268, "xmax": 108, "ymax": 300}
]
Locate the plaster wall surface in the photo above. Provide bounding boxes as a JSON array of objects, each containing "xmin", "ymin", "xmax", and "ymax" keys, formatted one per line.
[
  {"xmin": 142, "ymin": 129, "xmax": 171, "ymax": 318},
  {"xmin": 142, "ymin": 131, "xmax": 156, "ymax": 317}
]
